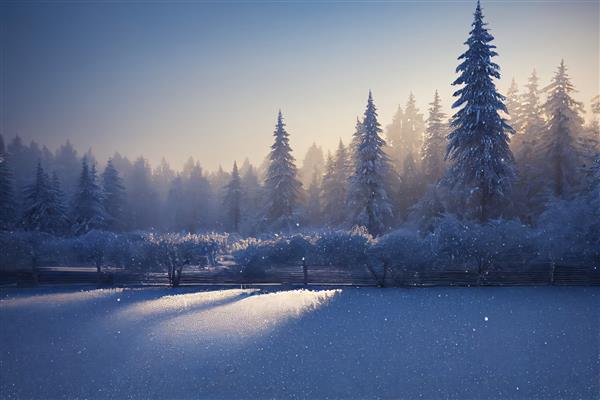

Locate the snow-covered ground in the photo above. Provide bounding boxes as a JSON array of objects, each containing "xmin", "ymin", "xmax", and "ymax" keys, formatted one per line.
[{"xmin": 1, "ymin": 286, "xmax": 598, "ymax": 399}]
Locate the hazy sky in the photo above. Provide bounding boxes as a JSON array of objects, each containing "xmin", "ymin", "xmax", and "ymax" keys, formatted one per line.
[{"xmin": 1, "ymin": 0, "xmax": 598, "ymax": 172}]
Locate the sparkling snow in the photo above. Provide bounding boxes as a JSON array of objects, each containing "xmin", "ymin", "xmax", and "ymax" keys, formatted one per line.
[{"xmin": 1, "ymin": 286, "xmax": 598, "ymax": 399}]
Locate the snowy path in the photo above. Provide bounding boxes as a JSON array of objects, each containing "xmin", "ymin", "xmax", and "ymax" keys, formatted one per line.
[{"xmin": 1, "ymin": 286, "xmax": 598, "ymax": 399}]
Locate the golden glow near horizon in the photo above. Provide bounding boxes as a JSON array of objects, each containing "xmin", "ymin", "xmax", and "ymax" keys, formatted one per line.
[{"xmin": 2, "ymin": 1, "xmax": 597, "ymax": 172}]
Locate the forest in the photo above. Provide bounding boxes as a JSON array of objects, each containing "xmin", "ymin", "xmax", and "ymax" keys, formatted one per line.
[{"xmin": 0, "ymin": 3, "xmax": 599, "ymax": 274}]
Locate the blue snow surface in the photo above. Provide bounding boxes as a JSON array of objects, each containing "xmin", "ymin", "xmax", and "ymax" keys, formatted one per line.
[{"xmin": 1, "ymin": 286, "xmax": 598, "ymax": 399}]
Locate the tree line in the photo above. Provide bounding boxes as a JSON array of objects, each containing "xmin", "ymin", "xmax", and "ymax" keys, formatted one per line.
[{"xmin": 0, "ymin": 1, "xmax": 598, "ymax": 238}]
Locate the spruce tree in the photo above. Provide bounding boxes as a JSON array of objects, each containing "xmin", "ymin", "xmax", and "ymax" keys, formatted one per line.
[
  {"xmin": 71, "ymin": 158, "xmax": 106, "ymax": 234},
  {"xmin": 22, "ymin": 163, "xmax": 66, "ymax": 233},
  {"xmin": 399, "ymin": 93, "xmax": 425, "ymax": 171},
  {"xmin": 541, "ymin": 60, "xmax": 585, "ymax": 197},
  {"xmin": 385, "ymin": 105, "xmax": 404, "ymax": 168},
  {"xmin": 304, "ymin": 168, "xmax": 321, "ymax": 226},
  {"xmin": 102, "ymin": 159, "xmax": 126, "ymax": 231},
  {"xmin": 421, "ymin": 90, "xmax": 448, "ymax": 183},
  {"xmin": 513, "ymin": 69, "xmax": 546, "ymax": 221},
  {"xmin": 445, "ymin": 1, "xmax": 515, "ymax": 222},
  {"xmin": 515, "ymin": 69, "xmax": 544, "ymax": 161},
  {"xmin": 505, "ymin": 78, "xmax": 523, "ymax": 134},
  {"xmin": 347, "ymin": 91, "xmax": 393, "ymax": 235},
  {"xmin": 322, "ymin": 140, "xmax": 351, "ymax": 226},
  {"xmin": 223, "ymin": 161, "xmax": 242, "ymax": 232},
  {"xmin": 264, "ymin": 111, "xmax": 302, "ymax": 229},
  {"xmin": 48, "ymin": 172, "xmax": 70, "ymax": 233},
  {"xmin": 0, "ymin": 135, "xmax": 16, "ymax": 229}
]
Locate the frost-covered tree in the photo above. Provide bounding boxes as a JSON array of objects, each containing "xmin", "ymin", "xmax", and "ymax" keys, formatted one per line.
[
  {"xmin": 512, "ymin": 69, "xmax": 546, "ymax": 221},
  {"xmin": 223, "ymin": 161, "xmax": 242, "ymax": 232},
  {"xmin": 240, "ymin": 164, "xmax": 262, "ymax": 234},
  {"xmin": 541, "ymin": 60, "xmax": 586, "ymax": 198},
  {"xmin": 322, "ymin": 140, "xmax": 351, "ymax": 226},
  {"xmin": 264, "ymin": 111, "xmax": 302, "ymax": 229},
  {"xmin": 299, "ymin": 143, "xmax": 325, "ymax": 188},
  {"xmin": 128, "ymin": 157, "xmax": 159, "ymax": 230},
  {"xmin": 71, "ymin": 158, "xmax": 106, "ymax": 234},
  {"xmin": 421, "ymin": 90, "xmax": 448, "ymax": 183},
  {"xmin": 49, "ymin": 171, "xmax": 70, "ymax": 233},
  {"xmin": 398, "ymin": 93, "xmax": 425, "ymax": 172},
  {"xmin": 153, "ymin": 158, "xmax": 175, "ymax": 203},
  {"xmin": 397, "ymin": 152, "xmax": 424, "ymax": 221},
  {"xmin": 515, "ymin": 70, "xmax": 544, "ymax": 161},
  {"xmin": 102, "ymin": 159, "xmax": 126, "ymax": 231},
  {"xmin": 347, "ymin": 91, "xmax": 394, "ymax": 235},
  {"xmin": 53, "ymin": 140, "xmax": 80, "ymax": 199},
  {"xmin": 445, "ymin": 1, "xmax": 515, "ymax": 222},
  {"xmin": 184, "ymin": 163, "xmax": 214, "ymax": 231},
  {"xmin": 22, "ymin": 163, "xmax": 67, "ymax": 234},
  {"xmin": 385, "ymin": 105, "xmax": 404, "ymax": 168},
  {"xmin": 505, "ymin": 78, "xmax": 523, "ymax": 134},
  {"xmin": 0, "ymin": 135, "xmax": 17, "ymax": 228},
  {"xmin": 304, "ymin": 168, "xmax": 321, "ymax": 226}
]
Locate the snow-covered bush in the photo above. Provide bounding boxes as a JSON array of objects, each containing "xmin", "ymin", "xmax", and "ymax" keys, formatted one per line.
[
  {"xmin": 0, "ymin": 231, "xmax": 53, "ymax": 270},
  {"xmin": 536, "ymin": 196, "xmax": 600, "ymax": 266},
  {"xmin": 372, "ymin": 228, "xmax": 431, "ymax": 269},
  {"xmin": 233, "ymin": 234, "xmax": 313, "ymax": 267},
  {"xmin": 307, "ymin": 228, "xmax": 373, "ymax": 267},
  {"xmin": 428, "ymin": 215, "xmax": 538, "ymax": 270}
]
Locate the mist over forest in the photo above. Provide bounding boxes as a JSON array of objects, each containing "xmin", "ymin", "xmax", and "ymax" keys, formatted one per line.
[{"xmin": 0, "ymin": 1, "xmax": 599, "ymax": 273}]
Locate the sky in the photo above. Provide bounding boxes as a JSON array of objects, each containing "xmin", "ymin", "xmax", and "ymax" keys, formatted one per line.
[{"xmin": 1, "ymin": 0, "xmax": 598, "ymax": 172}]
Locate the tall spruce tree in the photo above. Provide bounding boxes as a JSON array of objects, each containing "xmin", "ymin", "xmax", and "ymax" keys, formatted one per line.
[
  {"xmin": 264, "ymin": 111, "xmax": 302, "ymax": 229},
  {"xmin": 304, "ymin": 168, "xmax": 321, "ymax": 226},
  {"xmin": 385, "ymin": 105, "xmax": 404, "ymax": 168},
  {"xmin": 399, "ymin": 93, "xmax": 425, "ymax": 171},
  {"xmin": 421, "ymin": 90, "xmax": 448, "ymax": 183},
  {"xmin": 48, "ymin": 172, "xmax": 70, "ymax": 233},
  {"xmin": 322, "ymin": 141, "xmax": 351, "ymax": 226},
  {"xmin": 102, "ymin": 159, "xmax": 126, "ymax": 231},
  {"xmin": 22, "ymin": 163, "xmax": 66, "ymax": 233},
  {"xmin": 71, "ymin": 158, "xmax": 106, "ymax": 234},
  {"xmin": 347, "ymin": 91, "xmax": 393, "ymax": 235},
  {"xmin": 505, "ymin": 78, "xmax": 523, "ymax": 134},
  {"xmin": 541, "ymin": 60, "xmax": 585, "ymax": 198},
  {"xmin": 445, "ymin": 1, "xmax": 515, "ymax": 222},
  {"xmin": 515, "ymin": 69, "xmax": 544, "ymax": 161},
  {"xmin": 513, "ymin": 69, "xmax": 546, "ymax": 221},
  {"xmin": 0, "ymin": 135, "xmax": 17, "ymax": 228},
  {"xmin": 223, "ymin": 161, "xmax": 242, "ymax": 232}
]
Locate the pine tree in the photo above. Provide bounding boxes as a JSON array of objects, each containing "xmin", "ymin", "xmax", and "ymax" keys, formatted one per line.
[
  {"xmin": 397, "ymin": 152, "xmax": 424, "ymax": 220},
  {"xmin": 322, "ymin": 140, "xmax": 351, "ymax": 226},
  {"xmin": 128, "ymin": 157, "xmax": 159, "ymax": 230},
  {"xmin": 299, "ymin": 143, "xmax": 325, "ymax": 188},
  {"xmin": 102, "ymin": 159, "xmax": 126, "ymax": 231},
  {"xmin": 589, "ymin": 95, "xmax": 600, "ymax": 143},
  {"xmin": 48, "ymin": 172, "xmax": 70, "ymax": 233},
  {"xmin": 22, "ymin": 162, "xmax": 66, "ymax": 233},
  {"xmin": 385, "ymin": 105, "xmax": 404, "ymax": 168},
  {"xmin": 350, "ymin": 117, "xmax": 364, "ymax": 164},
  {"xmin": 515, "ymin": 69, "xmax": 545, "ymax": 162},
  {"xmin": 445, "ymin": 1, "xmax": 515, "ymax": 222},
  {"xmin": 511, "ymin": 69, "xmax": 547, "ymax": 222},
  {"xmin": 347, "ymin": 91, "xmax": 393, "ymax": 235},
  {"xmin": 223, "ymin": 161, "xmax": 242, "ymax": 232},
  {"xmin": 399, "ymin": 93, "xmax": 425, "ymax": 171},
  {"xmin": 71, "ymin": 158, "xmax": 106, "ymax": 234},
  {"xmin": 0, "ymin": 135, "xmax": 17, "ymax": 229},
  {"xmin": 541, "ymin": 60, "xmax": 585, "ymax": 198},
  {"xmin": 264, "ymin": 111, "xmax": 302, "ymax": 229},
  {"xmin": 304, "ymin": 168, "xmax": 321, "ymax": 226},
  {"xmin": 240, "ymin": 164, "xmax": 262, "ymax": 234},
  {"xmin": 505, "ymin": 78, "xmax": 523, "ymax": 134},
  {"xmin": 421, "ymin": 90, "xmax": 448, "ymax": 183}
]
